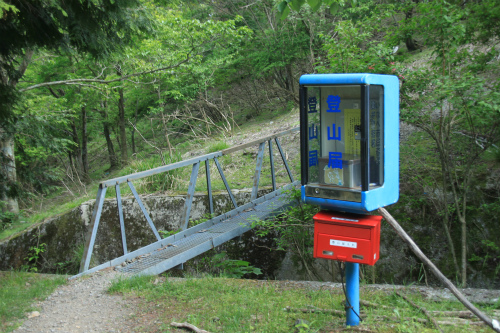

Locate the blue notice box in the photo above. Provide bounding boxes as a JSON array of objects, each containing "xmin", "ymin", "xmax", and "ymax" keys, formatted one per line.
[{"xmin": 299, "ymin": 73, "xmax": 399, "ymax": 214}]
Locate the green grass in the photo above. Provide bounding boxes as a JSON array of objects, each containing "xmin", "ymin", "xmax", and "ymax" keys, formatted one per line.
[
  {"xmin": 0, "ymin": 194, "xmax": 95, "ymax": 240},
  {"xmin": 0, "ymin": 271, "xmax": 67, "ymax": 332},
  {"xmin": 208, "ymin": 140, "xmax": 231, "ymax": 153},
  {"xmin": 109, "ymin": 275, "xmax": 497, "ymax": 333}
]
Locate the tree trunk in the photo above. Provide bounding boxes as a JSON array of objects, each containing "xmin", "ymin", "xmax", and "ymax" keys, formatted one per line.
[
  {"xmin": 460, "ymin": 214, "xmax": 467, "ymax": 287},
  {"xmin": 439, "ymin": 158, "xmax": 460, "ymax": 278},
  {"xmin": 0, "ymin": 130, "xmax": 19, "ymax": 213},
  {"xmin": 70, "ymin": 119, "xmax": 83, "ymax": 175},
  {"xmin": 81, "ymin": 107, "xmax": 89, "ymax": 181},
  {"xmin": 112, "ymin": 126, "xmax": 121, "ymax": 155},
  {"xmin": 0, "ymin": 48, "xmax": 33, "ymax": 213},
  {"xmin": 103, "ymin": 123, "xmax": 118, "ymax": 170},
  {"xmin": 404, "ymin": 1, "xmax": 419, "ymax": 51},
  {"xmin": 99, "ymin": 102, "xmax": 119, "ymax": 170},
  {"xmin": 118, "ymin": 87, "xmax": 127, "ymax": 165},
  {"xmin": 131, "ymin": 100, "xmax": 138, "ymax": 155},
  {"xmin": 161, "ymin": 111, "xmax": 173, "ymax": 157}
]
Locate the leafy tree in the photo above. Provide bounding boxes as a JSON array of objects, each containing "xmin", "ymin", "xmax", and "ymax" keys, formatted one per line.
[
  {"xmin": 399, "ymin": 1, "xmax": 500, "ymax": 287},
  {"xmin": 0, "ymin": 0, "xmax": 151, "ymax": 213},
  {"xmin": 13, "ymin": 2, "xmax": 250, "ymax": 190}
]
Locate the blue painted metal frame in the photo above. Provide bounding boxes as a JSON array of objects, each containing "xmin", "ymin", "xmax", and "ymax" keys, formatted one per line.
[
  {"xmin": 128, "ymin": 181, "xmax": 162, "ymax": 241},
  {"xmin": 205, "ymin": 160, "xmax": 214, "ymax": 216},
  {"xmin": 251, "ymin": 142, "xmax": 266, "ymax": 201},
  {"xmin": 269, "ymin": 140, "xmax": 276, "ymax": 191},
  {"xmin": 181, "ymin": 162, "xmax": 200, "ymax": 230},
  {"xmin": 299, "ymin": 73, "xmax": 399, "ymax": 213},
  {"xmin": 275, "ymin": 137, "xmax": 295, "ymax": 183},
  {"xmin": 80, "ymin": 186, "xmax": 107, "ymax": 272},
  {"xmin": 214, "ymin": 157, "xmax": 238, "ymax": 208},
  {"xmin": 115, "ymin": 184, "xmax": 127, "ymax": 255},
  {"xmin": 79, "ymin": 127, "xmax": 300, "ymax": 274}
]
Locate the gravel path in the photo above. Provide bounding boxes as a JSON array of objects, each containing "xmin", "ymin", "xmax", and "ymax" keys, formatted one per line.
[{"xmin": 14, "ymin": 269, "xmax": 138, "ymax": 333}]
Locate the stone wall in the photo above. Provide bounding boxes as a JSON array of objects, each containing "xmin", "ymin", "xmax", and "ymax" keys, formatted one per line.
[{"xmin": 0, "ymin": 189, "xmax": 266, "ymax": 272}]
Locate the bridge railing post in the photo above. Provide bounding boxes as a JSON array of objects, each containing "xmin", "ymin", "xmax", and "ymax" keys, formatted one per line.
[
  {"xmin": 80, "ymin": 185, "xmax": 107, "ymax": 273},
  {"xmin": 181, "ymin": 162, "xmax": 200, "ymax": 230},
  {"xmin": 268, "ymin": 139, "xmax": 276, "ymax": 192},
  {"xmin": 251, "ymin": 142, "xmax": 266, "ymax": 201},
  {"xmin": 205, "ymin": 160, "xmax": 214, "ymax": 216},
  {"xmin": 128, "ymin": 181, "xmax": 161, "ymax": 241},
  {"xmin": 115, "ymin": 183, "xmax": 128, "ymax": 255}
]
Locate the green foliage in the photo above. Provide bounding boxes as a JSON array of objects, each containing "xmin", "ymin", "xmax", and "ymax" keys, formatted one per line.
[
  {"xmin": 22, "ymin": 243, "xmax": 46, "ymax": 273},
  {"xmin": 189, "ymin": 250, "xmax": 262, "ymax": 279},
  {"xmin": 319, "ymin": 19, "xmax": 401, "ymax": 75},
  {"xmin": 469, "ymin": 240, "xmax": 500, "ymax": 277},
  {"xmin": 158, "ymin": 229, "xmax": 179, "ymax": 239},
  {"xmin": 54, "ymin": 244, "xmax": 85, "ymax": 275},
  {"xmin": 277, "ymin": 0, "xmax": 345, "ymax": 19},
  {"xmin": 1, "ymin": 0, "xmax": 499, "ymax": 289},
  {"xmin": 0, "ymin": 0, "xmax": 150, "ymax": 60},
  {"xmin": 0, "ymin": 206, "xmax": 17, "ymax": 231},
  {"xmin": 250, "ymin": 189, "xmax": 321, "ymax": 280},
  {"xmin": 211, "ymin": 252, "xmax": 263, "ymax": 278}
]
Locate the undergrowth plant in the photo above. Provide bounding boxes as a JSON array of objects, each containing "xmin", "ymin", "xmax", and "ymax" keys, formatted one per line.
[
  {"xmin": 188, "ymin": 250, "xmax": 262, "ymax": 279},
  {"xmin": 249, "ymin": 188, "xmax": 321, "ymax": 280},
  {"xmin": 22, "ymin": 243, "xmax": 46, "ymax": 273},
  {"xmin": 211, "ymin": 252, "xmax": 262, "ymax": 278},
  {"xmin": 0, "ymin": 206, "xmax": 17, "ymax": 231}
]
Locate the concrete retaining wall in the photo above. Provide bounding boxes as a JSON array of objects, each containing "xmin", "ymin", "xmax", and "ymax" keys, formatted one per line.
[{"xmin": 0, "ymin": 189, "xmax": 267, "ymax": 272}]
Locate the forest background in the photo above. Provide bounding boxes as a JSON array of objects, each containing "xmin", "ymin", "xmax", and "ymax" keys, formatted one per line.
[{"xmin": 0, "ymin": 0, "xmax": 499, "ymax": 289}]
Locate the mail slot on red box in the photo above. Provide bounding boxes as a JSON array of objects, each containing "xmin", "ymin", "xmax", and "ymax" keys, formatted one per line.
[{"xmin": 313, "ymin": 210, "xmax": 382, "ymax": 266}]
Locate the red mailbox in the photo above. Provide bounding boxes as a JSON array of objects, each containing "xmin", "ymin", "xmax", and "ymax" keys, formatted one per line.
[{"xmin": 313, "ymin": 211, "xmax": 382, "ymax": 266}]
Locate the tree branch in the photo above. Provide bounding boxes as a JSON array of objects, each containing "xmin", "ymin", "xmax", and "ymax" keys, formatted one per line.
[
  {"xmin": 378, "ymin": 207, "xmax": 500, "ymax": 333},
  {"xmin": 283, "ymin": 306, "xmax": 345, "ymax": 317},
  {"xmin": 170, "ymin": 322, "xmax": 211, "ymax": 333},
  {"xmin": 10, "ymin": 48, "xmax": 34, "ymax": 87},
  {"xmin": 396, "ymin": 291, "xmax": 443, "ymax": 333},
  {"xmin": 19, "ymin": 57, "xmax": 190, "ymax": 92}
]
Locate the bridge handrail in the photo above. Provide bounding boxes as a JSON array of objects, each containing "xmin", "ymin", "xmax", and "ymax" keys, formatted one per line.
[{"xmin": 99, "ymin": 127, "xmax": 299, "ymax": 187}]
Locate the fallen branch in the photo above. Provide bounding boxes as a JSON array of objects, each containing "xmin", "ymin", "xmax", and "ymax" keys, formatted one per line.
[
  {"xmin": 283, "ymin": 305, "xmax": 347, "ymax": 317},
  {"xmin": 430, "ymin": 310, "xmax": 474, "ymax": 319},
  {"xmin": 379, "ymin": 207, "xmax": 500, "ymax": 333},
  {"xmin": 374, "ymin": 315, "xmax": 427, "ymax": 324},
  {"xmin": 396, "ymin": 291, "xmax": 443, "ymax": 333},
  {"xmin": 437, "ymin": 319, "xmax": 485, "ymax": 326},
  {"xmin": 339, "ymin": 327, "xmax": 373, "ymax": 332},
  {"xmin": 170, "ymin": 322, "xmax": 211, "ymax": 333},
  {"xmin": 375, "ymin": 314, "xmax": 484, "ymax": 326},
  {"xmin": 360, "ymin": 300, "xmax": 390, "ymax": 309}
]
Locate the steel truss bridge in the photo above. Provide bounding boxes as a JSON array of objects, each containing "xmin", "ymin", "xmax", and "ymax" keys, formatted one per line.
[{"xmin": 73, "ymin": 127, "xmax": 300, "ymax": 279}]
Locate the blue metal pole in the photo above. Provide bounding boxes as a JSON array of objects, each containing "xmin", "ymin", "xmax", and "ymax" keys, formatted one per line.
[{"xmin": 345, "ymin": 262, "xmax": 360, "ymax": 326}]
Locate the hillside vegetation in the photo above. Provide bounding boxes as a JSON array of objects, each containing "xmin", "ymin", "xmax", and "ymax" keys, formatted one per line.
[{"xmin": 0, "ymin": 0, "xmax": 499, "ymax": 288}]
